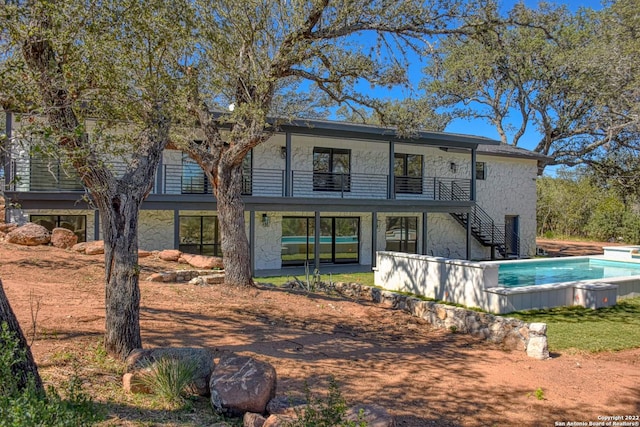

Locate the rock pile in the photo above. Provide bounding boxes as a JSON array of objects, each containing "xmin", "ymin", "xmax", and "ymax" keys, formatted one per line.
[{"xmin": 123, "ymin": 348, "xmax": 395, "ymax": 426}]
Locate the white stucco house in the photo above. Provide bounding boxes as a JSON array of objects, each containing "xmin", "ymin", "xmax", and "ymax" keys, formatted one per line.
[{"xmin": 2, "ymin": 112, "xmax": 548, "ymax": 275}]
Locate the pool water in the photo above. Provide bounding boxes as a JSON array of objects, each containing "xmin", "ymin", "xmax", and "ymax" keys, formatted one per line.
[{"xmin": 498, "ymin": 258, "xmax": 640, "ymax": 287}]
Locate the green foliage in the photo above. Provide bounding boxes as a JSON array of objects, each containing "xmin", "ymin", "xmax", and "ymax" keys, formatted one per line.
[
  {"xmin": 288, "ymin": 377, "xmax": 367, "ymax": 427},
  {"xmin": 0, "ymin": 323, "xmax": 101, "ymax": 427},
  {"xmin": 510, "ymin": 297, "xmax": 640, "ymax": 352},
  {"xmin": 138, "ymin": 357, "xmax": 199, "ymax": 409},
  {"xmin": 535, "ymin": 388, "xmax": 545, "ymax": 401},
  {"xmin": 537, "ymin": 170, "xmax": 640, "ymax": 244},
  {"xmin": 421, "ymin": 1, "xmax": 640, "ymax": 166}
]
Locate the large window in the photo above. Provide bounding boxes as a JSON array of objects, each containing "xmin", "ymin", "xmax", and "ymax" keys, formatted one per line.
[
  {"xmin": 30, "ymin": 215, "xmax": 86, "ymax": 243},
  {"xmin": 181, "ymin": 149, "xmax": 252, "ymax": 195},
  {"xmin": 394, "ymin": 153, "xmax": 423, "ymax": 194},
  {"xmin": 313, "ymin": 147, "xmax": 351, "ymax": 192},
  {"xmin": 385, "ymin": 217, "xmax": 417, "ymax": 253},
  {"xmin": 179, "ymin": 216, "xmax": 221, "ymax": 256},
  {"xmin": 281, "ymin": 216, "xmax": 359, "ymax": 265}
]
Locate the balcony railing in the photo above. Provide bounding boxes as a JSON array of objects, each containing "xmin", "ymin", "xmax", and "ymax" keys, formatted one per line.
[{"xmin": 6, "ymin": 159, "xmax": 473, "ymax": 202}]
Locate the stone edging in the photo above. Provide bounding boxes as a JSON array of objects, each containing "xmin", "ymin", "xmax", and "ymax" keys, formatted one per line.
[
  {"xmin": 280, "ymin": 280, "xmax": 550, "ymax": 360},
  {"xmin": 145, "ymin": 271, "xmax": 550, "ymax": 360}
]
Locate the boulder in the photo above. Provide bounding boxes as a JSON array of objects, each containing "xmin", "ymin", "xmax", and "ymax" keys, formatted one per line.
[
  {"xmin": 50, "ymin": 227, "xmax": 78, "ymax": 249},
  {"xmin": 159, "ymin": 249, "xmax": 182, "ymax": 262},
  {"xmin": 180, "ymin": 253, "xmax": 224, "ymax": 270},
  {"xmin": 210, "ymin": 353, "xmax": 277, "ymax": 417},
  {"xmin": 84, "ymin": 240, "xmax": 105, "ymax": 255},
  {"xmin": 126, "ymin": 347, "xmax": 215, "ymax": 396},
  {"xmin": 122, "ymin": 372, "xmax": 152, "ymax": 394},
  {"xmin": 345, "ymin": 404, "xmax": 396, "ymax": 427},
  {"xmin": 6, "ymin": 222, "xmax": 50, "ymax": 246},
  {"xmin": 71, "ymin": 242, "xmax": 88, "ymax": 253},
  {"xmin": 243, "ymin": 412, "xmax": 267, "ymax": 427},
  {"xmin": 266, "ymin": 395, "xmax": 307, "ymax": 417},
  {"xmin": 138, "ymin": 250, "xmax": 152, "ymax": 258}
]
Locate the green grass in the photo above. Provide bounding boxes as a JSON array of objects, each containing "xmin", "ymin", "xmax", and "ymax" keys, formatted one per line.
[
  {"xmin": 255, "ymin": 272, "xmax": 375, "ymax": 288},
  {"xmin": 510, "ymin": 297, "xmax": 640, "ymax": 353}
]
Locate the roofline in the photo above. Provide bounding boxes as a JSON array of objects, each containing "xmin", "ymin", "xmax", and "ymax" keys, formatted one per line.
[{"xmin": 275, "ymin": 117, "xmax": 500, "ymax": 149}]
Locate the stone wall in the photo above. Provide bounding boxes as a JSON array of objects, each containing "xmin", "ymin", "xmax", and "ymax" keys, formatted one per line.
[{"xmin": 282, "ymin": 279, "xmax": 549, "ymax": 360}]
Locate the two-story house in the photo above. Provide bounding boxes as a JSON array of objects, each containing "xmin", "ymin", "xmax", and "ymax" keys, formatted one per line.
[{"xmin": 2, "ymin": 112, "xmax": 547, "ymax": 275}]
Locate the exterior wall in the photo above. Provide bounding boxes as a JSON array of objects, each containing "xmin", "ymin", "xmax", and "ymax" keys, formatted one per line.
[
  {"xmin": 475, "ymin": 155, "xmax": 538, "ymax": 258},
  {"xmin": 138, "ymin": 210, "xmax": 174, "ymax": 251},
  {"xmin": 427, "ymin": 213, "xmax": 488, "ymax": 259}
]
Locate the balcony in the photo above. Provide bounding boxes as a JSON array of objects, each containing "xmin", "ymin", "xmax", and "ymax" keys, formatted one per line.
[{"xmin": 5, "ymin": 159, "xmax": 473, "ymax": 202}]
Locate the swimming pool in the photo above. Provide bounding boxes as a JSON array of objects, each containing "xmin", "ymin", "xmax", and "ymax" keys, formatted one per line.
[{"xmin": 498, "ymin": 258, "xmax": 640, "ymax": 287}]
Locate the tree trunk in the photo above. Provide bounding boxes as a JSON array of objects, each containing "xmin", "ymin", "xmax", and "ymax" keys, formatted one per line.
[
  {"xmin": 99, "ymin": 192, "xmax": 144, "ymax": 359},
  {"xmin": 0, "ymin": 279, "xmax": 44, "ymax": 394},
  {"xmin": 217, "ymin": 160, "xmax": 253, "ymax": 287}
]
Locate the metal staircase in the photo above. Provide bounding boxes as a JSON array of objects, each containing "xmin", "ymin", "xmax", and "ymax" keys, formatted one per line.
[{"xmin": 438, "ymin": 181, "xmax": 519, "ymax": 259}]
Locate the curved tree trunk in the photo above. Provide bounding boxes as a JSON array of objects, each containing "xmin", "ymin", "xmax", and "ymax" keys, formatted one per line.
[
  {"xmin": 217, "ymin": 159, "xmax": 253, "ymax": 287},
  {"xmin": 0, "ymin": 279, "xmax": 44, "ymax": 394},
  {"xmin": 99, "ymin": 193, "xmax": 143, "ymax": 359}
]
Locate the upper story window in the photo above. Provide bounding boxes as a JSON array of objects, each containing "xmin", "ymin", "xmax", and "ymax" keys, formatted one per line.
[
  {"xmin": 313, "ymin": 147, "xmax": 351, "ymax": 192},
  {"xmin": 394, "ymin": 153, "xmax": 423, "ymax": 194},
  {"xmin": 476, "ymin": 162, "xmax": 486, "ymax": 180},
  {"xmin": 181, "ymin": 147, "xmax": 252, "ymax": 195}
]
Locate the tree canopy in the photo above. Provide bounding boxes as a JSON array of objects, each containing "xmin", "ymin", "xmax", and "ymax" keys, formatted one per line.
[{"xmin": 421, "ymin": 0, "xmax": 640, "ymax": 170}]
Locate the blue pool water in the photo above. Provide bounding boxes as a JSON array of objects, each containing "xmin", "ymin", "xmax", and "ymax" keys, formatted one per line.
[{"xmin": 498, "ymin": 258, "xmax": 640, "ymax": 287}]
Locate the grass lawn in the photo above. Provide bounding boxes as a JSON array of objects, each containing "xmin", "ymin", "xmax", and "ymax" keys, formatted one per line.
[
  {"xmin": 510, "ymin": 297, "xmax": 640, "ymax": 353},
  {"xmin": 255, "ymin": 272, "xmax": 375, "ymax": 288}
]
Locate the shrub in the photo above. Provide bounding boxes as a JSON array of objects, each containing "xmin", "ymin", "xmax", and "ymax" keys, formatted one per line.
[
  {"xmin": 0, "ymin": 322, "xmax": 101, "ymax": 427},
  {"xmin": 287, "ymin": 377, "xmax": 367, "ymax": 427}
]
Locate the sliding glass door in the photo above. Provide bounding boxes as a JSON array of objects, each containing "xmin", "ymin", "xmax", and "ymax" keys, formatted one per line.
[{"xmin": 281, "ymin": 216, "xmax": 359, "ymax": 266}]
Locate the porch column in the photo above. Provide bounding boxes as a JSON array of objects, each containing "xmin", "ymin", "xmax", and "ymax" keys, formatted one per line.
[
  {"xmin": 371, "ymin": 211, "xmax": 377, "ymax": 268},
  {"xmin": 249, "ymin": 210, "xmax": 255, "ymax": 276},
  {"xmin": 2, "ymin": 112, "xmax": 11, "ymax": 195},
  {"xmin": 422, "ymin": 212, "xmax": 428, "ymax": 255},
  {"xmin": 314, "ymin": 211, "xmax": 321, "ymax": 271},
  {"xmin": 471, "ymin": 148, "xmax": 477, "ymax": 202},
  {"xmin": 173, "ymin": 210, "xmax": 180, "ymax": 249},
  {"xmin": 284, "ymin": 132, "xmax": 292, "ymax": 197},
  {"xmin": 155, "ymin": 151, "xmax": 164, "ymax": 194},
  {"xmin": 94, "ymin": 209, "xmax": 100, "ymax": 242},
  {"xmin": 388, "ymin": 140, "xmax": 395, "ymax": 199}
]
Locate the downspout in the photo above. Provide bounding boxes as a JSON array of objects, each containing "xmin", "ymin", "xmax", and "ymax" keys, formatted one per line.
[{"xmin": 249, "ymin": 210, "xmax": 255, "ymax": 276}]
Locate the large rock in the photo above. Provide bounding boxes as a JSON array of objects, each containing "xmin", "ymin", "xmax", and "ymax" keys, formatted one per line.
[
  {"xmin": 0, "ymin": 223, "xmax": 17, "ymax": 233},
  {"xmin": 126, "ymin": 347, "xmax": 215, "ymax": 396},
  {"xmin": 84, "ymin": 240, "xmax": 105, "ymax": 255},
  {"xmin": 71, "ymin": 242, "xmax": 88, "ymax": 253},
  {"xmin": 6, "ymin": 222, "xmax": 50, "ymax": 246},
  {"xmin": 50, "ymin": 227, "xmax": 78, "ymax": 249},
  {"xmin": 159, "ymin": 249, "xmax": 182, "ymax": 262},
  {"xmin": 210, "ymin": 353, "xmax": 277, "ymax": 416},
  {"xmin": 180, "ymin": 253, "xmax": 224, "ymax": 270}
]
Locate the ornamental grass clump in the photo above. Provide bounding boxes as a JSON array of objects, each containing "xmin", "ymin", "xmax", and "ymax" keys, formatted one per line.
[{"xmin": 139, "ymin": 356, "xmax": 199, "ymax": 409}]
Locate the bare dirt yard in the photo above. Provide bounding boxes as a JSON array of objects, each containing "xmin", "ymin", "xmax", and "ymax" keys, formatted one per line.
[{"xmin": 1, "ymin": 239, "xmax": 639, "ymax": 426}]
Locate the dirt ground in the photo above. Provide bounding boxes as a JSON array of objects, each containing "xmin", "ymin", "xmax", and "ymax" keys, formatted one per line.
[{"xmin": 1, "ymin": 239, "xmax": 639, "ymax": 426}]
